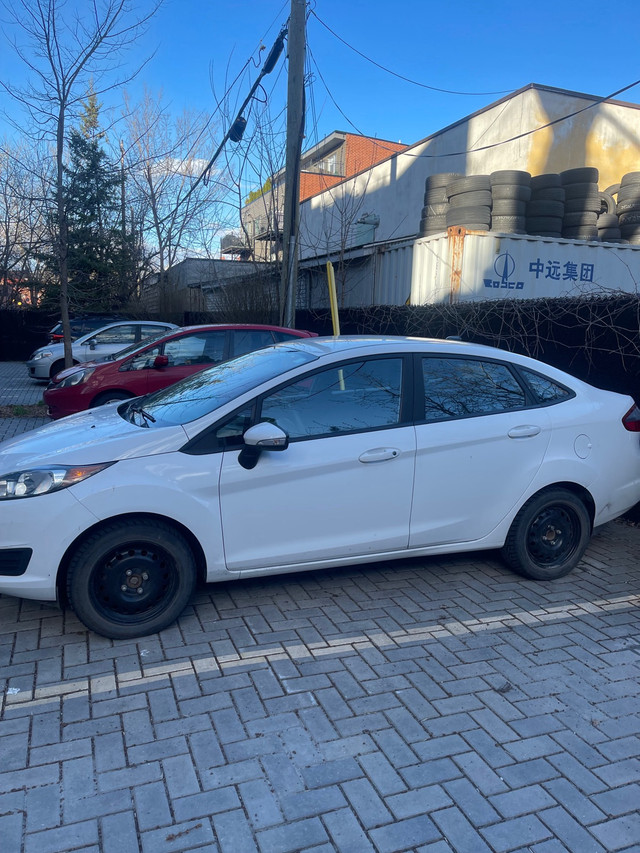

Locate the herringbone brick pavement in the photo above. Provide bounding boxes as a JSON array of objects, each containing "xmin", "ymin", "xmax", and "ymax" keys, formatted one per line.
[
  {"xmin": 1, "ymin": 521, "xmax": 639, "ymax": 852},
  {"xmin": 1, "ymin": 360, "xmax": 640, "ymax": 851}
]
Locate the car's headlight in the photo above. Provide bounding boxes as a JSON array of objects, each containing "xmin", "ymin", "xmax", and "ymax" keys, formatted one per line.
[
  {"xmin": 0, "ymin": 463, "xmax": 114, "ymax": 499},
  {"xmin": 55, "ymin": 367, "xmax": 95, "ymax": 388},
  {"xmin": 30, "ymin": 350, "xmax": 52, "ymax": 360}
]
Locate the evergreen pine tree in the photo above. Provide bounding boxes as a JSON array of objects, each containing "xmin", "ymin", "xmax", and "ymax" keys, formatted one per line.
[{"xmin": 42, "ymin": 90, "xmax": 136, "ymax": 311}]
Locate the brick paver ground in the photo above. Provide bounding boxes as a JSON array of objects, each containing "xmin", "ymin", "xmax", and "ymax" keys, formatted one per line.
[{"xmin": 1, "ymin": 362, "xmax": 639, "ymax": 853}]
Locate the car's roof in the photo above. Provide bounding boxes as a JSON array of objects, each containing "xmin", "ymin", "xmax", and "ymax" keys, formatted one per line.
[
  {"xmin": 273, "ymin": 335, "xmax": 583, "ymax": 383},
  {"xmin": 74, "ymin": 319, "xmax": 177, "ymax": 343},
  {"xmin": 173, "ymin": 324, "xmax": 313, "ymax": 333}
]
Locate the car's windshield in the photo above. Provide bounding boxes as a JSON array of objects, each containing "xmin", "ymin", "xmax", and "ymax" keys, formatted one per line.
[
  {"xmin": 123, "ymin": 345, "xmax": 317, "ymax": 427},
  {"xmin": 101, "ymin": 330, "xmax": 174, "ymax": 362}
]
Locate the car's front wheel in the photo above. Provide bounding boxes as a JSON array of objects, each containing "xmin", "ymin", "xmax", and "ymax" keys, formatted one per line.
[
  {"xmin": 66, "ymin": 519, "xmax": 197, "ymax": 639},
  {"xmin": 501, "ymin": 488, "xmax": 591, "ymax": 580}
]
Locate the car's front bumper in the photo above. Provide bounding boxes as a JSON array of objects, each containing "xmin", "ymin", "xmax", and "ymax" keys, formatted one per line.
[
  {"xmin": 0, "ymin": 490, "xmax": 98, "ymax": 600},
  {"xmin": 26, "ymin": 359, "xmax": 52, "ymax": 380}
]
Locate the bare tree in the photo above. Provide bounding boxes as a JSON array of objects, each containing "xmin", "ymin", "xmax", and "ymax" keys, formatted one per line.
[
  {"xmin": 120, "ymin": 87, "xmax": 231, "ymax": 308},
  {"xmin": 0, "ymin": 139, "xmax": 52, "ymax": 305},
  {"xmin": 1, "ymin": 0, "xmax": 160, "ymax": 366}
]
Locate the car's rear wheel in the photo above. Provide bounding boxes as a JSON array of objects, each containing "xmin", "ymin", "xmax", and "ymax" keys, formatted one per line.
[
  {"xmin": 501, "ymin": 489, "xmax": 591, "ymax": 580},
  {"xmin": 66, "ymin": 519, "xmax": 197, "ymax": 639},
  {"xmin": 92, "ymin": 390, "xmax": 134, "ymax": 407}
]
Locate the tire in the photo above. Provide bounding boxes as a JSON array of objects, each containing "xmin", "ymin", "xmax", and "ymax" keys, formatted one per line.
[
  {"xmin": 526, "ymin": 215, "xmax": 563, "ymax": 232},
  {"xmin": 599, "ymin": 192, "xmax": 616, "ymax": 214},
  {"xmin": 530, "ymin": 173, "xmax": 562, "ymax": 191},
  {"xmin": 448, "ymin": 190, "xmax": 492, "ymax": 208},
  {"xmin": 561, "ymin": 226, "xmax": 598, "ymax": 240},
  {"xmin": 531, "ymin": 187, "xmax": 565, "ymax": 202},
  {"xmin": 492, "ymin": 199, "xmax": 527, "ymax": 216},
  {"xmin": 425, "ymin": 172, "xmax": 464, "ymax": 190},
  {"xmin": 618, "ymin": 211, "xmax": 640, "ymax": 227},
  {"xmin": 421, "ymin": 202, "xmax": 449, "ymax": 217},
  {"xmin": 563, "ymin": 182, "xmax": 598, "ymax": 200},
  {"xmin": 491, "ymin": 184, "xmax": 532, "ymax": 201},
  {"xmin": 446, "ymin": 205, "xmax": 491, "ymax": 227},
  {"xmin": 620, "ymin": 224, "xmax": 640, "ymax": 239},
  {"xmin": 598, "ymin": 229, "xmax": 623, "ymax": 241},
  {"xmin": 50, "ymin": 359, "xmax": 77, "ymax": 379},
  {"xmin": 597, "ymin": 213, "xmax": 619, "ymax": 228},
  {"xmin": 560, "ymin": 167, "xmax": 599, "ymax": 185},
  {"xmin": 562, "ymin": 211, "xmax": 598, "ymax": 228},
  {"xmin": 423, "ymin": 189, "xmax": 448, "ymax": 205},
  {"xmin": 92, "ymin": 390, "xmax": 134, "ymax": 407},
  {"xmin": 564, "ymin": 196, "xmax": 601, "ymax": 213},
  {"xmin": 490, "ymin": 215, "xmax": 526, "ymax": 233},
  {"xmin": 489, "ymin": 170, "xmax": 531, "ymax": 185},
  {"xmin": 604, "ymin": 183, "xmax": 620, "ymax": 197},
  {"xmin": 614, "ymin": 185, "xmax": 640, "ymax": 203},
  {"xmin": 446, "ymin": 176, "xmax": 490, "ymax": 196},
  {"xmin": 66, "ymin": 519, "xmax": 197, "ymax": 639},
  {"xmin": 501, "ymin": 488, "xmax": 591, "ymax": 580},
  {"xmin": 620, "ymin": 172, "xmax": 640, "ymax": 187},
  {"xmin": 615, "ymin": 198, "xmax": 640, "ymax": 215},
  {"xmin": 526, "ymin": 200, "xmax": 565, "ymax": 218}
]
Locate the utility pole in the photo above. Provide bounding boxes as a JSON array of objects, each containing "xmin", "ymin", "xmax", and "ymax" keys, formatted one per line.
[{"xmin": 280, "ymin": 0, "xmax": 306, "ymax": 328}]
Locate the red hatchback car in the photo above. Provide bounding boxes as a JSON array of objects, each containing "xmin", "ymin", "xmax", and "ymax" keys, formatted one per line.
[{"xmin": 43, "ymin": 324, "xmax": 317, "ymax": 419}]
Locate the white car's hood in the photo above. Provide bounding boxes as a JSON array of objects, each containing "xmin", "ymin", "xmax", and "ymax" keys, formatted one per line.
[{"xmin": 0, "ymin": 404, "xmax": 188, "ymax": 469}]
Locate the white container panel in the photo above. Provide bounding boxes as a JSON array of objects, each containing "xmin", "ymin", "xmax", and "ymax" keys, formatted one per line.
[{"xmin": 411, "ymin": 232, "xmax": 640, "ymax": 304}]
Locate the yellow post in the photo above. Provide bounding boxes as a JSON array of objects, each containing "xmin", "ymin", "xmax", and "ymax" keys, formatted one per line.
[
  {"xmin": 326, "ymin": 261, "xmax": 341, "ymax": 336},
  {"xmin": 326, "ymin": 262, "xmax": 345, "ymax": 389}
]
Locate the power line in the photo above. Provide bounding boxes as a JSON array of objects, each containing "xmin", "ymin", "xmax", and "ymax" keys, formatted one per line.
[
  {"xmin": 308, "ymin": 47, "xmax": 640, "ymax": 161},
  {"xmin": 310, "ymin": 10, "xmax": 514, "ymax": 97}
]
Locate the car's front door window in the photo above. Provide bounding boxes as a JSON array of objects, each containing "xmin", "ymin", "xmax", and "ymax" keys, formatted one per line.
[{"xmin": 260, "ymin": 358, "xmax": 403, "ymax": 438}]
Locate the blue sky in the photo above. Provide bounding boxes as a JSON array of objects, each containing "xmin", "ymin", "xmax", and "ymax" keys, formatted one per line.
[
  {"xmin": 141, "ymin": 0, "xmax": 640, "ymax": 148},
  {"xmin": 2, "ymin": 0, "xmax": 640, "ymax": 201}
]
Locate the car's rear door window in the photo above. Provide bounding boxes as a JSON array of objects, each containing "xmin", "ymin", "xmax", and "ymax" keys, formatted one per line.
[
  {"xmin": 230, "ymin": 329, "xmax": 278, "ymax": 357},
  {"xmin": 163, "ymin": 331, "xmax": 226, "ymax": 366},
  {"xmin": 421, "ymin": 357, "xmax": 526, "ymax": 421}
]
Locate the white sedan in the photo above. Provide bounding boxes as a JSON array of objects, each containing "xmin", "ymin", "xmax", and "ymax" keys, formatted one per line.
[
  {"xmin": 2, "ymin": 336, "xmax": 639, "ymax": 638},
  {"xmin": 26, "ymin": 319, "xmax": 178, "ymax": 380}
]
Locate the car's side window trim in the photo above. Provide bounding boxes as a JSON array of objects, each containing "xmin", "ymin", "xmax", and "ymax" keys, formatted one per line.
[{"xmin": 181, "ymin": 353, "xmax": 413, "ymax": 455}]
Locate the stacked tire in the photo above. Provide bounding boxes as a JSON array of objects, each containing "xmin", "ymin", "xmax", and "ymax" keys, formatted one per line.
[
  {"xmin": 489, "ymin": 170, "xmax": 531, "ymax": 233},
  {"xmin": 597, "ymin": 212, "xmax": 623, "ymax": 242},
  {"xmin": 526, "ymin": 174, "xmax": 564, "ymax": 237},
  {"xmin": 419, "ymin": 173, "xmax": 462, "ymax": 237},
  {"xmin": 560, "ymin": 167, "xmax": 600, "ymax": 241},
  {"xmin": 445, "ymin": 175, "xmax": 491, "ymax": 230},
  {"xmin": 614, "ymin": 172, "xmax": 640, "ymax": 244}
]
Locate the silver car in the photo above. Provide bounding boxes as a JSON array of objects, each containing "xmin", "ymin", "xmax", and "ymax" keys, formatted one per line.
[{"xmin": 26, "ymin": 320, "xmax": 179, "ymax": 380}]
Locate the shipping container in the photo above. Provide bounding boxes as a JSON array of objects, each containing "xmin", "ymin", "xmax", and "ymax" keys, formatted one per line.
[{"xmin": 410, "ymin": 228, "xmax": 640, "ymax": 305}]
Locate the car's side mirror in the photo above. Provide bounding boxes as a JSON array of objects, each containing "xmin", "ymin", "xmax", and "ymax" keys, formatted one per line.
[
  {"xmin": 238, "ymin": 422, "xmax": 289, "ymax": 470},
  {"xmin": 153, "ymin": 354, "xmax": 169, "ymax": 369},
  {"xmin": 88, "ymin": 338, "xmax": 97, "ymax": 350}
]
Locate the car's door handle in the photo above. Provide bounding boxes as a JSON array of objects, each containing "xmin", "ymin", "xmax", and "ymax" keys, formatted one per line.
[
  {"xmin": 359, "ymin": 447, "xmax": 401, "ymax": 463},
  {"xmin": 508, "ymin": 425, "xmax": 542, "ymax": 439}
]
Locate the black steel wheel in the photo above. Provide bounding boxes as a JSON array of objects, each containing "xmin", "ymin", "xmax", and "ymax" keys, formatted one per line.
[
  {"xmin": 67, "ymin": 519, "xmax": 197, "ymax": 638},
  {"xmin": 501, "ymin": 489, "xmax": 591, "ymax": 580}
]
